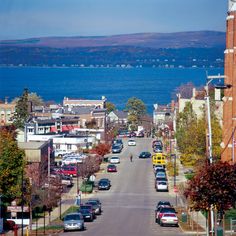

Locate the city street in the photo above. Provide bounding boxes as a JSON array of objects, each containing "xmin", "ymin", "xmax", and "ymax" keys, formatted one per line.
[{"xmin": 60, "ymin": 138, "xmax": 186, "ymax": 236}]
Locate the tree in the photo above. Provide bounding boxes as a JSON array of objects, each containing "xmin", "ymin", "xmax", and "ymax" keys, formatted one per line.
[
  {"xmin": 125, "ymin": 97, "xmax": 146, "ymax": 129},
  {"xmin": 0, "ymin": 126, "xmax": 25, "ymax": 200},
  {"xmin": 28, "ymin": 92, "xmax": 44, "ymax": 106},
  {"xmin": 106, "ymin": 102, "xmax": 116, "ymax": 113},
  {"xmin": 13, "ymin": 92, "xmax": 44, "ymax": 106},
  {"xmin": 184, "ymin": 161, "xmax": 236, "ymax": 232},
  {"xmin": 93, "ymin": 143, "xmax": 111, "ymax": 159},
  {"xmin": 176, "ymin": 101, "xmax": 222, "ymax": 166},
  {"xmin": 13, "ymin": 88, "xmax": 30, "ymax": 129}
]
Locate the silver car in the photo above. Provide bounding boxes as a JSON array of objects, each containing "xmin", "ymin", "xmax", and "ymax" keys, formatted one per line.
[{"xmin": 63, "ymin": 213, "xmax": 84, "ymax": 232}]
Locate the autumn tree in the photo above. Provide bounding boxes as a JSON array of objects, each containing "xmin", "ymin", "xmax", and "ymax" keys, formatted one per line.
[
  {"xmin": 176, "ymin": 101, "xmax": 222, "ymax": 166},
  {"xmin": 93, "ymin": 143, "xmax": 111, "ymax": 161},
  {"xmin": 0, "ymin": 127, "xmax": 25, "ymax": 200},
  {"xmin": 184, "ymin": 162, "xmax": 236, "ymax": 232},
  {"xmin": 125, "ymin": 97, "xmax": 146, "ymax": 130},
  {"xmin": 13, "ymin": 88, "xmax": 30, "ymax": 129}
]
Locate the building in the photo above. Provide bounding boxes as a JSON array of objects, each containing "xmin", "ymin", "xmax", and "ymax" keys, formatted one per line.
[
  {"xmin": 0, "ymin": 98, "xmax": 16, "ymax": 126},
  {"xmin": 63, "ymin": 96, "xmax": 106, "ymax": 109},
  {"xmin": 176, "ymin": 87, "xmax": 223, "ymax": 125},
  {"xmin": 18, "ymin": 140, "xmax": 53, "ymax": 184},
  {"xmin": 221, "ymin": 1, "xmax": 236, "ymax": 163},
  {"xmin": 108, "ymin": 110, "xmax": 128, "ymax": 125}
]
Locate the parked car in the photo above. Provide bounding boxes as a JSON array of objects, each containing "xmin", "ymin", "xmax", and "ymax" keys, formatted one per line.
[
  {"xmin": 139, "ymin": 151, "xmax": 151, "ymax": 158},
  {"xmin": 153, "ymin": 144, "xmax": 163, "ymax": 153},
  {"xmin": 160, "ymin": 213, "xmax": 178, "ymax": 227},
  {"xmin": 98, "ymin": 179, "xmax": 111, "ymax": 190},
  {"xmin": 63, "ymin": 213, "xmax": 84, "ymax": 232},
  {"xmin": 79, "ymin": 204, "xmax": 96, "ymax": 219},
  {"xmin": 128, "ymin": 139, "xmax": 136, "ymax": 146},
  {"xmin": 156, "ymin": 181, "xmax": 168, "ymax": 192},
  {"xmin": 156, "ymin": 206, "xmax": 177, "ymax": 224},
  {"xmin": 61, "ymin": 165, "xmax": 78, "ymax": 177},
  {"xmin": 78, "ymin": 208, "xmax": 94, "ymax": 222},
  {"xmin": 156, "ymin": 201, "xmax": 172, "ymax": 207},
  {"xmin": 155, "ymin": 177, "xmax": 168, "ymax": 183},
  {"xmin": 61, "ymin": 175, "xmax": 74, "ymax": 187},
  {"xmin": 155, "ymin": 171, "xmax": 166, "ymax": 177},
  {"xmin": 153, "ymin": 164, "xmax": 165, "ymax": 171},
  {"xmin": 88, "ymin": 198, "xmax": 102, "ymax": 209},
  {"xmin": 62, "ymin": 156, "xmax": 83, "ymax": 165},
  {"xmin": 152, "ymin": 140, "xmax": 163, "ymax": 148},
  {"xmin": 110, "ymin": 156, "xmax": 120, "ymax": 164},
  {"xmin": 84, "ymin": 201, "xmax": 101, "ymax": 215},
  {"xmin": 107, "ymin": 164, "xmax": 117, "ymax": 172}
]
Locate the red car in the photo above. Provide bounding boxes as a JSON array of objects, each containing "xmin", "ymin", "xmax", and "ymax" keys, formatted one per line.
[
  {"xmin": 107, "ymin": 164, "xmax": 117, "ymax": 172},
  {"xmin": 61, "ymin": 165, "xmax": 78, "ymax": 177}
]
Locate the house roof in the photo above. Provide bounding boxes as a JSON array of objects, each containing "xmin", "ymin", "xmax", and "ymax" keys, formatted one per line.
[{"xmin": 113, "ymin": 110, "xmax": 128, "ymax": 119}]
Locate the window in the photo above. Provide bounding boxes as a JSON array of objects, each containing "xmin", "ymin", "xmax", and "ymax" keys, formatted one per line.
[
  {"xmin": 56, "ymin": 144, "xmax": 60, "ymax": 149},
  {"xmin": 67, "ymin": 144, "xmax": 72, "ymax": 150}
]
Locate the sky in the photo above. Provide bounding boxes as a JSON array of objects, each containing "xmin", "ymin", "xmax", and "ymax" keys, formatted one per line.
[{"xmin": 0, "ymin": 0, "xmax": 228, "ymax": 40}]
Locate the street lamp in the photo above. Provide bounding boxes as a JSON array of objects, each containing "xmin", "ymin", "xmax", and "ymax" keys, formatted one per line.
[{"xmin": 205, "ymin": 74, "xmax": 230, "ymax": 236}]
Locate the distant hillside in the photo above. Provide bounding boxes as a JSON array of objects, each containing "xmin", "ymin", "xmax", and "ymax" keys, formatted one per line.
[
  {"xmin": 0, "ymin": 31, "xmax": 225, "ymax": 68},
  {"xmin": 0, "ymin": 31, "xmax": 225, "ymax": 49}
]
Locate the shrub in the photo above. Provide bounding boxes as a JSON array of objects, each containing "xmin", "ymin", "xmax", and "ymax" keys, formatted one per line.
[{"xmin": 166, "ymin": 161, "xmax": 179, "ymax": 177}]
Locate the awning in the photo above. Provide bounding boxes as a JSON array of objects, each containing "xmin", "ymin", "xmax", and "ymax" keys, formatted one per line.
[
  {"xmin": 50, "ymin": 127, "xmax": 57, "ymax": 132},
  {"xmin": 67, "ymin": 125, "xmax": 73, "ymax": 130},
  {"xmin": 62, "ymin": 125, "xmax": 69, "ymax": 131}
]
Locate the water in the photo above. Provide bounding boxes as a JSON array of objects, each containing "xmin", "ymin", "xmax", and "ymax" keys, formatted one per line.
[{"xmin": 0, "ymin": 67, "xmax": 223, "ymax": 114}]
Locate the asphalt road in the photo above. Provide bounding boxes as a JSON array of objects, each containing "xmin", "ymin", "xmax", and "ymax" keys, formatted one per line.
[{"xmin": 60, "ymin": 138, "xmax": 186, "ymax": 236}]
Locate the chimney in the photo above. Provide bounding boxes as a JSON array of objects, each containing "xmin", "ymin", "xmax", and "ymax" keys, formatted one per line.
[
  {"xmin": 192, "ymin": 88, "xmax": 196, "ymax": 98},
  {"xmin": 214, "ymin": 88, "xmax": 221, "ymax": 101}
]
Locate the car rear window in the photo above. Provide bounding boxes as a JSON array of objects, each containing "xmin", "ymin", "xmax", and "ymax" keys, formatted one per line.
[
  {"xmin": 163, "ymin": 213, "xmax": 176, "ymax": 217},
  {"xmin": 161, "ymin": 208, "xmax": 176, "ymax": 213}
]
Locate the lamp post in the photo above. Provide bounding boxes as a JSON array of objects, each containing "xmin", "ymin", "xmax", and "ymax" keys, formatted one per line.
[{"xmin": 205, "ymin": 74, "xmax": 229, "ymax": 236}]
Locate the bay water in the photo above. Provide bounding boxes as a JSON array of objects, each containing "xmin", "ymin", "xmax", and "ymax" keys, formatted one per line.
[{"xmin": 0, "ymin": 67, "xmax": 224, "ymax": 114}]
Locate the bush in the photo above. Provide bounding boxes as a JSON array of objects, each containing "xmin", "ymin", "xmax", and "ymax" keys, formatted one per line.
[{"xmin": 166, "ymin": 161, "xmax": 179, "ymax": 177}]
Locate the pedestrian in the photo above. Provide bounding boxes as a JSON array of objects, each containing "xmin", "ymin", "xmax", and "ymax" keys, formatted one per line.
[{"xmin": 130, "ymin": 154, "xmax": 133, "ymax": 162}]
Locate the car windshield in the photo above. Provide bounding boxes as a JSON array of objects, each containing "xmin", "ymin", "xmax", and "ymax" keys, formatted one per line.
[{"xmin": 64, "ymin": 214, "xmax": 82, "ymax": 221}]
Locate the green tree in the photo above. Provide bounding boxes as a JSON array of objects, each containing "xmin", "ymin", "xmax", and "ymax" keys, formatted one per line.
[
  {"xmin": 125, "ymin": 97, "xmax": 146, "ymax": 130},
  {"xmin": 28, "ymin": 92, "xmax": 44, "ymax": 106},
  {"xmin": 13, "ymin": 88, "xmax": 30, "ymax": 129},
  {"xmin": 0, "ymin": 127, "xmax": 25, "ymax": 200},
  {"xmin": 106, "ymin": 102, "xmax": 116, "ymax": 113}
]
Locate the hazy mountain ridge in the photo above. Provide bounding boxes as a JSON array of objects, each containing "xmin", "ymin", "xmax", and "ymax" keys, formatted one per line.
[
  {"xmin": 0, "ymin": 31, "xmax": 225, "ymax": 67},
  {"xmin": 0, "ymin": 31, "xmax": 225, "ymax": 49}
]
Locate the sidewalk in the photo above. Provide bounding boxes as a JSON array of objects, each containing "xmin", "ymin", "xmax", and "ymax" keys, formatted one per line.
[{"xmin": 167, "ymin": 155, "xmax": 207, "ymax": 235}]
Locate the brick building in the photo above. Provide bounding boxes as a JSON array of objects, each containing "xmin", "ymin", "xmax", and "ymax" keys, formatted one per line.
[{"xmin": 221, "ymin": 0, "xmax": 236, "ymax": 163}]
